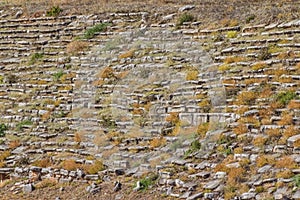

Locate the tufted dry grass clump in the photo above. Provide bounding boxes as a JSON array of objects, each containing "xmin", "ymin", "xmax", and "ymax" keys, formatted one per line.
[
  {"xmin": 236, "ymin": 91, "xmax": 256, "ymax": 105},
  {"xmin": 256, "ymin": 155, "xmax": 275, "ymax": 168},
  {"xmin": 32, "ymin": 157, "xmax": 53, "ymax": 168},
  {"xmin": 233, "ymin": 123, "xmax": 248, "ymax": 135},
  {"xmin": 288, "ymin": 100, "xmax": 300, "ymax": 109},
  {"xmin": 265, "ymin": 128, "xmax": 281, "ymax": 138},
  {"xmin": 66, "ymin": 40, "xmax": 88, "ymax": 55},
  {"xmin": 251, "ymin": 62, "xmax": 267, "ymax": 71},
  {"xmin": 165, "ymin": 112, "xmax": 179, "ymax": 125},
  {"xmin": 276, "ymin": 169, "xmax": 294, "ymax": 179},
  {"xmin": 61, "ymin": 159, "xmax": 80, "ymax": 171},
  {"xmin": 224, "ymin": 56, "xmax": 244, "ymax": 64},
  {"xmin": 227, "ymin": 167, "xmax": 246, "ymax": 185},
  {"xmin": 149, "ymin": 137, "xmax": 166, "ymax": 148},
  {"xmin": 9, "ymin": 140, "xmax": 20, "ymax": 149},
  {"xmin": 277, "ymin": 112, "xmax": 293, "ymax": 126},
  {"xmin": 119, "ymin": 49, "xmax": 135, "ymax": 59},
  {"xmin": 83, "ymin": 160, "xmax": 105, "ymax": 174},
  {"xmin": 74, "ymin": 132, "xmax": 82, "ymax": 143},
  {"xmin": 186, "ymin": 70, "xmax": 198, "ymax": 81},
  {"xmin": 35, "ymin": 178, "xmax": 57, "ymax": 189},
  {"xmin": 275, "ymin": 156, "xmax": 297, "ymax": 169},
  {"xmin": 253, "ymin": 136, "xmax": 268, "ymax": 147}
]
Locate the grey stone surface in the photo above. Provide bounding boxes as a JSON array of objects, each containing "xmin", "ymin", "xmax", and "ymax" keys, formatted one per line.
[{"xmin": 23, "ymin": 184, "xmax": 34, "ymax": 193}]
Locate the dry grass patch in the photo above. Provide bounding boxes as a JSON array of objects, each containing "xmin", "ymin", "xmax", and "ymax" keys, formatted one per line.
[
  {"xmin": 233, "ymin": 123, "xmax": 248, "ymax": 135},
  {"xmin": 186, "ymin": 70, "xmax": 198, "ymax": 81},
  {"xmin": 61, "ymin": 159, "xmax": 80, "ymax": 171},
  {"xmin": 275, "ymin": 156, "xmax": 297, "ymax": 169},
  {"xmin": 253, "ymin": 136, "xmax": 268, "ymax": 147},
  {"xmin": 32, "ymin": 157, "xmax": 53, "ymax": 168},
  {"xmin": 277, "ymin": 112, "xmax": 293, "ymax": 126},
  {"xmin": 35, "ymin": 178, "xmax": 57, "ymax": 189},
  {"xmin": 265, "ymin": 128, "xmax": 281, "ymax": 138},
  {"xmin": 224, "ymin": 56, "xmax": 244, "ymax": 64},
  {"xmin": 118, "ymin": 49, "xmax": 135, "ymax": 59},
  {"xmin": 9, "ymin": 140, "xmax": 20, "ymax": 149},
  {"xmin": 66, "ymin": 41, "xmax": 88, "ymax": 55},
  {"xmin": 288, "ymin": 100, "xmax": 300, "ymax": 109},
  {"xmin": 149, "ymin": 137, "xmax": 166, "ymax": 149},
  {"xmin": 276, "ymin": 169, "xmax": 294, "ymax": 179},
  {"xmin": 256, "ymin": 155, "xmax": 275, "ymax": 168},
  {"xmin": 83, "ymin": 160, "xmax": 105, "ymax": 174},
  {"xmin": 236, "ymin": 91, "xmax": 256, "ymax": 105}
]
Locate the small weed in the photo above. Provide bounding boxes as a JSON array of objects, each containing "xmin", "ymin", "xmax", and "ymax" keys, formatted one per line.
[
  {"xmin": 226, "ymin": 31, "xmax": 238, "ymax": 38},
  {"xmin": 246, "ymin": 14, "xmax": 255, "ymax": 23},
  {"xmin": 16, "ymin": 120, "xmax": 32, "ymax": 131},
  {"xmin": 276, "ymin": 169, "xmax": 294, "ymax": 179},
  {"xmin": 236, "ymin": 91, "xmax": 256, "ymax": 105},
  {"xmin": 258, "ymin": 48, "xmax": 271, "ymax": 60},
  {"xmin": 0, "ymin": 123, "xmax": 8, "ymax": 137},
  {"xmin": 29, "ymin": 53, "xmax": 43, "ymax": 65},
  {"xmin": 46, "ymin": 6, "xmax": 62, "ymax": 17},
  {"xmin": 252, "ymin": 62, "xmax": 267, "ymax": 71},
  {"xmin": 177, "ymin": 13, "xmax": 195, "ymax": 26},
  {"xmin": 0, "ymin": 151, "xmax": 11, "ymax": 162},
  {"xmin": 135, "ymin": 174, "xmax": 158, "ymax": 191},
  {"xmin": 184, "ymin": 140, "xmax": 201, "ymax": 158},
  {"xmin": 197, "ymin": 122, "xmax": 209, "ymax": 139},
  {"xmin": 53, "ymin": 70, "xmax": 64, "ymax": 82},
  {"xmin": 9, "ymin": 140, "xmax": 20, "ymax": 149}
]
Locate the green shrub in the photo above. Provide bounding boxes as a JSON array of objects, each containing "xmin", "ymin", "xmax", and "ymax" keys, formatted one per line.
[
  {"xmin": 293, "ymin": 174, "xmax": 300, "ymax": 188},
  {"xmin": 0, "ymin": 123, "xmax": 8, "ymax": 137},
  {"xmin": 275, "ymin": 91, "xmax": 296, "ymax": 106},
  {"xmin": 184, "ymin": 140, "xmax": 201, "ymax": 158},
  {"xmin": 46, "ymin": 6, "xmax": 62, "ymax": 17},
  {"xmin": 177, "ymin": 13, "xmax": 195, "ymax": 26},
  {"xmin": 83, "ymin": 23, "xmax": 109, "ymax": 39}
]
